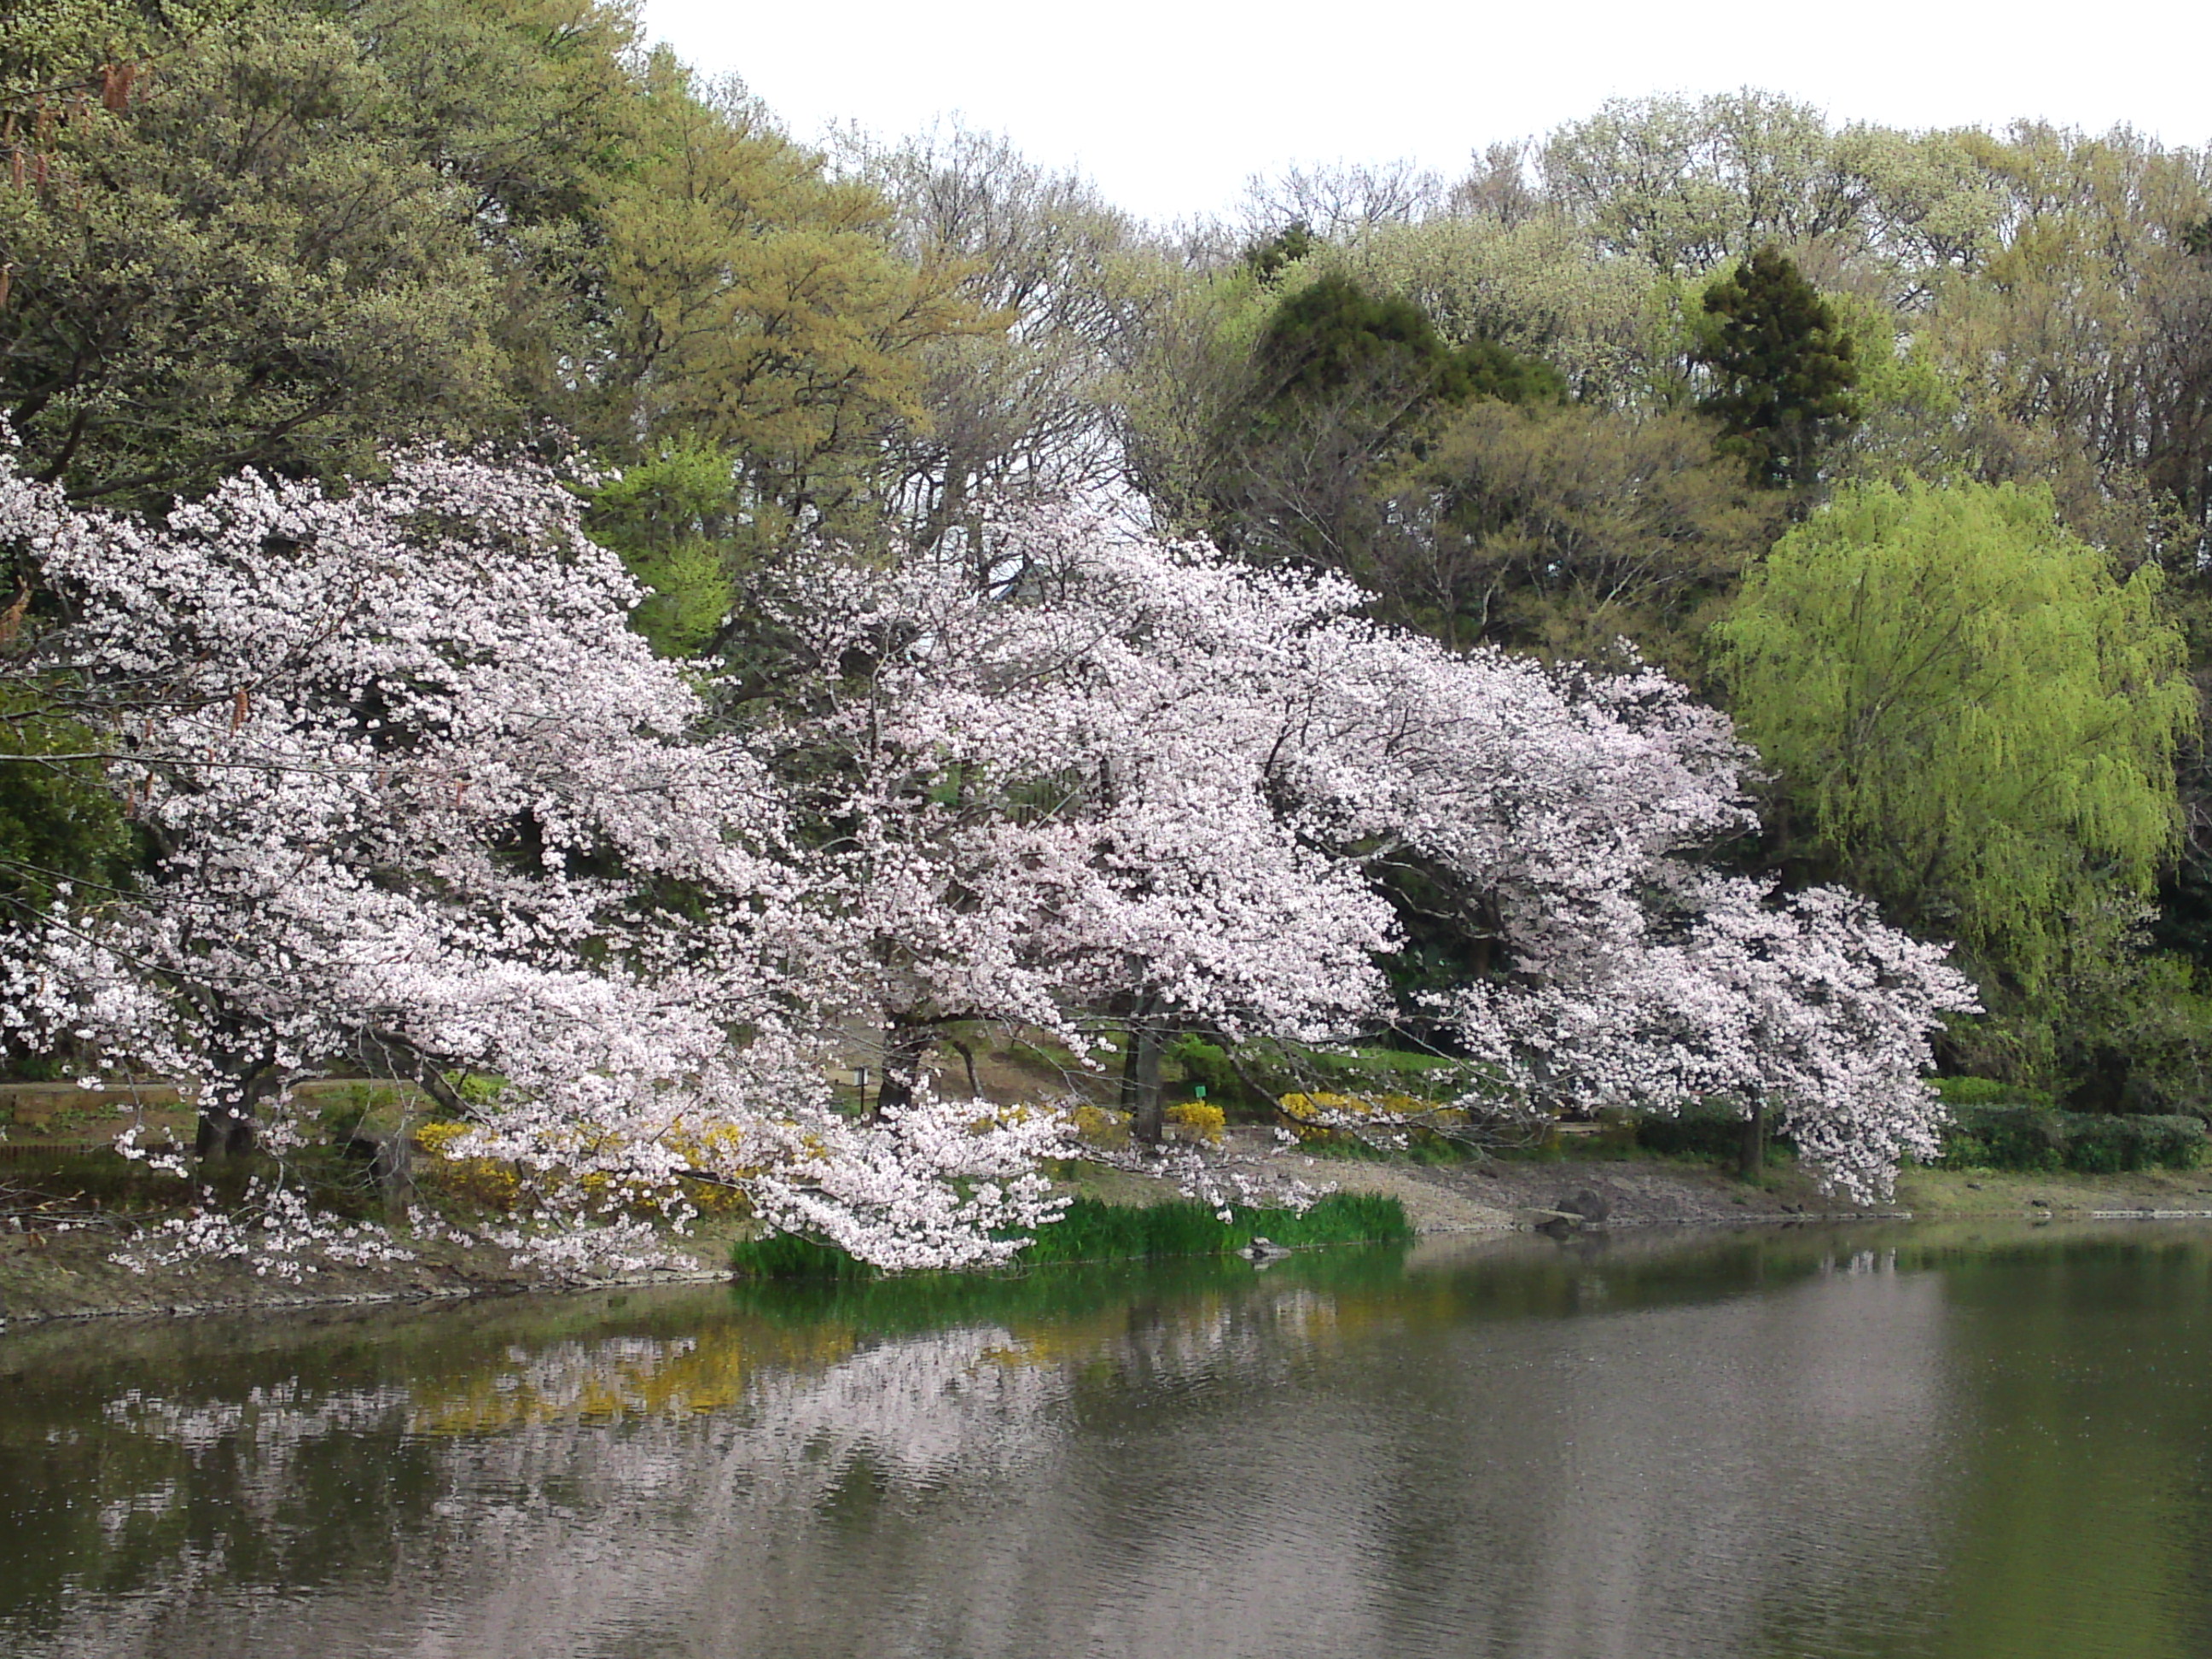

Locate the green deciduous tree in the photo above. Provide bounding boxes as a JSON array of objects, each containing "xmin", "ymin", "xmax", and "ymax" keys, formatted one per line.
[
  {"xmin": 592, "ymin": 56, "xmax": 992, "ymax": 568},
  {"xmin": 838, "ymin": 121, "xmax": 1144, "ymax": 556},
  {"xmin": 1373, "ymin": 401, "xmax": 1779, "ymax": 664},
  {"xmin": 1179, "ymin": 271, "xmax": 1563, "ymax": 579},
  {"xmin": 0, "ymin": 0, "xmax": 638, "ymax": 505},
  {"xmin": 1714, "ymin": 479, "xmax": 2195, "ymax": 1013}
]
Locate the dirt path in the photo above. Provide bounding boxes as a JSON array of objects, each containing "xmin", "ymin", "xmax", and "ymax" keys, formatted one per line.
[{"xmin": 1242, "ymin": 1133, "xmax": 2212, "ymax": 1233}]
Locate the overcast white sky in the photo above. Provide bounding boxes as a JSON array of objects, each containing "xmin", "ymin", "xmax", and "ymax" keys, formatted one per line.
[{"xmin": 638, "ymin": 0, "xmax": 2211, "ymax": 225}]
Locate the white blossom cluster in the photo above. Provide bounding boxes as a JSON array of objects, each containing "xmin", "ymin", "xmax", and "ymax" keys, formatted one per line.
[
  {"xmin": 110, "ymin": 1179, "xmax": 419, "ymax": 1283},
  {"xmin": 1, "ymin": 453, "xmax": 1975, "ymax": 1272},
  {"xmin": 756, "ymin": 499, "xmax": 1973, "ymax": 1202}
]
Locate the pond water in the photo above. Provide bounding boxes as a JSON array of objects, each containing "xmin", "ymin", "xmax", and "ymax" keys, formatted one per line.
[{"xmin": 5, "ymin": 1220, "xmax": 2212, "ymax": 1659}]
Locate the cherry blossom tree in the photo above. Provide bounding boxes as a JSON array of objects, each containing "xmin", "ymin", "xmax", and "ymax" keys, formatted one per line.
[
  {"xmin": 1, "ymin": 449, "xmax": 1973, "ymax": 1274},
  {"xmin": 752, "ymin": 499, "xmax": 1975, "ymax": 1197},
  {"xmin": 0, "ymin": 448, "xmax": 1068, "ymax": 1270}
]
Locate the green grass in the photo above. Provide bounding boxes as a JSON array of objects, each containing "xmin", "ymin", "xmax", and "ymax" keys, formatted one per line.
[
  {"xmin": 726, "ymin": 1243, "xmax": 1417, "ymax": 1333},
  {"xmin": 730, "ymin": 1190, "xmax": 1413, "ymax": 1280},
  {"xmin": 726, "ymin": 1231, "xmax": 878, "ymax": 1280}
]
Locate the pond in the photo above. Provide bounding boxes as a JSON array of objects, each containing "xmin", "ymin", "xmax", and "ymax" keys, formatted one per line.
[{"xmin": 5, "ymin": 1220, "xmax": 2212, "ymax": 1658}]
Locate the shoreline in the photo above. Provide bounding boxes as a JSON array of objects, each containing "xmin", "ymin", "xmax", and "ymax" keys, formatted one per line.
[{"xmin": 9, "ymin": 1153, "xmax": 2212, "ymax": 1330}]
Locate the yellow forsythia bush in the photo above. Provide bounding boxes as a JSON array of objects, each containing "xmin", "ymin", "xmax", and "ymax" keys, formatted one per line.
[
  {"xmin": 1278, "ymin": 1091, "xmax": 1440, "ymax": 1143},
  {"xmin": 1165, "ymin": 1101, "xmax": 1225, "ymax": 1143},
  {"xmin": 1070, "ymin": 1103, "xmax": 1132, "ymax": 1148},
  {"xmin": 414, "ymin": 1121, "xmax": 523, "ymax": 1210}
]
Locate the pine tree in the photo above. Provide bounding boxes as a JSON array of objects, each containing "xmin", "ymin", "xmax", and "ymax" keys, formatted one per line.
[{"xmin": 1693, "ymin": 247, "xmax": 1861, "ymax": 489}]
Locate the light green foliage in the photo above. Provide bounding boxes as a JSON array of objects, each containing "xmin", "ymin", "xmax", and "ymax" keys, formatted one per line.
[
  {"xmin": 585, "ymin": 443, "xmax": 742, "ymax": 657},
  {"xmin": 1324, "ymin": 215, "xmax": 1663, "ymax": 403},
  {"xmin": 1835, "ymin": 125, "xmax": 2010, "ymax": 291},
  {"xmin": 593, "ymin": 57, "xmax": 995, "ymax": 561},
  {"xmin": 1540, "ymin": 91, "xmax": 1866, "ymax": 275},
  {"xmin": 1376, "ymin": 400, "xmax": 1778, "ymax": 664},
  {"xmin": 0, "ymin": 0, "xmax": 168, "ymax": 91},
  {"xmin": 1110, "ymin": 259, "xmax": 1264, "ymax": 533},
  {"xmin": 837, "ymin": 122, "xmax": 1146, "ymax": 549},
  {"xmin": 1716, "ymin": 479, "xmax": 2195, "ymax": 994},
  {"xmin": 1915, "ymin": 124, "xmax": 2212, "ymax": 527}
]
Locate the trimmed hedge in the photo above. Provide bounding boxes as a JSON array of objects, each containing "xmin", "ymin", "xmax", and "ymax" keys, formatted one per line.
[
  {"xmin": 1932, "ymin": 1075, "xmax": 2056, "ymax": 1109},
  {"xmin": 1625, "ymin": 1095, "xmax": 2207, "ymax": 1175},
  {"xmin": 1936, "ymin": 1104, "xmax": 2206, "ymax": 1173}
]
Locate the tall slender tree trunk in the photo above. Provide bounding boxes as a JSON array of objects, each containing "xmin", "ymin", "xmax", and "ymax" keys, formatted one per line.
[
  {"xmin": 874, "ymin": 1019, "xmax": 935, "ymax": 1120},
  {"xmin": 1740, "ymin": 1099, "xmax": 1767, "ymax": 1176},
  {"xmin": 1122, "ymin": 1017, "xmax": 1165, "ymax": 1144}
]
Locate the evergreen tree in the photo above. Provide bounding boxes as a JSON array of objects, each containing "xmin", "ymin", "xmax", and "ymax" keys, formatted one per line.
[
  {"xmin": 1693, "ymin": 247, "xmax": 1861, "ymax": 489},
  {"xmin": 1242, "ymin": 219, "xmax": 1318, "ymax": 284},
  {"xmin": 1255, "ymin": 273, "xmax": 1563, "ymax": 415}
]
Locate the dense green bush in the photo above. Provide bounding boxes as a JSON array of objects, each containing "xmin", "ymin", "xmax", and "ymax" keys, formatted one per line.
[
  {"xmin": 1936, "ymin": 1104, "xmax": 2206, "ymax": 1173},
  {"xmin": 1163, "ymin": 1036, "xmax": 1265, "ymax": 1111},
  {"xmin": 1933, "ymin": 1075, "xmax": 2055, "ymax": 1108}
]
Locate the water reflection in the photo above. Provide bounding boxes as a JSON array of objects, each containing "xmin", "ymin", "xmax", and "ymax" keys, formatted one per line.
[{"xmin": 7, "ymin": 1223, "xmax": 2212, "ymax": 1658}]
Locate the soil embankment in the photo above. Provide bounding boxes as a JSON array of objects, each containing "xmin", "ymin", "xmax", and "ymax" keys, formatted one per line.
[{"xmin": 0, "ymin": 1221, "xmax": 734, "ymax": 1327}]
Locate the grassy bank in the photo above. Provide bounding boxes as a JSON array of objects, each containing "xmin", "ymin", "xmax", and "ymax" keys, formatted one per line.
[{"xmin": 729, "ymin": 1191, "xmax": 1413, "ymax": 1280}]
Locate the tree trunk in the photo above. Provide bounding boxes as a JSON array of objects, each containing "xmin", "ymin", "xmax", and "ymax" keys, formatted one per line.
[
  {"xmin": 1122, "ymin": 1021, "xmax": 1165, "ymax": 1144},
  {"xmin": 874, "ymin": 1020, "xmax": 936, "ymax": 1120},
  {"xmin": 195, "ymin": 1068, "xmax": 275, "ymax": 1161},
  {"xmin": 1740, "ymin": 1099, "xmax": 1767, "ymax": 1176}
]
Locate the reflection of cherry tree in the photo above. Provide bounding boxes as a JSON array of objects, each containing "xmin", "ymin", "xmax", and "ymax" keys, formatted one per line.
[{"xmin": 11, "ymin": 1253, "xmax": 1964, "ymax": 1659}]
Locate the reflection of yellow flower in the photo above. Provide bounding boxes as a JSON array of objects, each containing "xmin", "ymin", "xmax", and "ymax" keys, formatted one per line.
[
  {"xmin": 406, "ymin": 1323, "xmax": 862, "ymax": 1436},
  {"xmin": 1166, "ymin": 1102, "xmax": 1225, "ymax": 1143}
]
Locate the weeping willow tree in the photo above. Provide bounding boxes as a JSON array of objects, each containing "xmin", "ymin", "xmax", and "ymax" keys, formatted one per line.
[{"xmin": 1715, "ymin": 480, "xmax": 2195, "ymax": 1015}]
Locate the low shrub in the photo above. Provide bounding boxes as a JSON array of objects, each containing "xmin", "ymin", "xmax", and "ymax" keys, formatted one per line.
[
  {"xmin": 1936, "ymin": 1104, "xmax": 2206, "ymax": 1173},
  {"xmin": 1164, "ymin": 1101, "xmax": 1225, "ymax": 1142},
  {"xmin": 413, "ymin": 1121, "xmax": 523, "ymax": 1209},
  {"xmin": 1162, "ymin": 1037, "xmax": 1264, "ymax": 1111},
  {"xmin": 1933, "ymin": 1075, "xmax": 2056, "ymax": 1109},
  {"xmin": 1068, "ymin": 1103, "xmax": 1132, "ymax": 1150}
]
